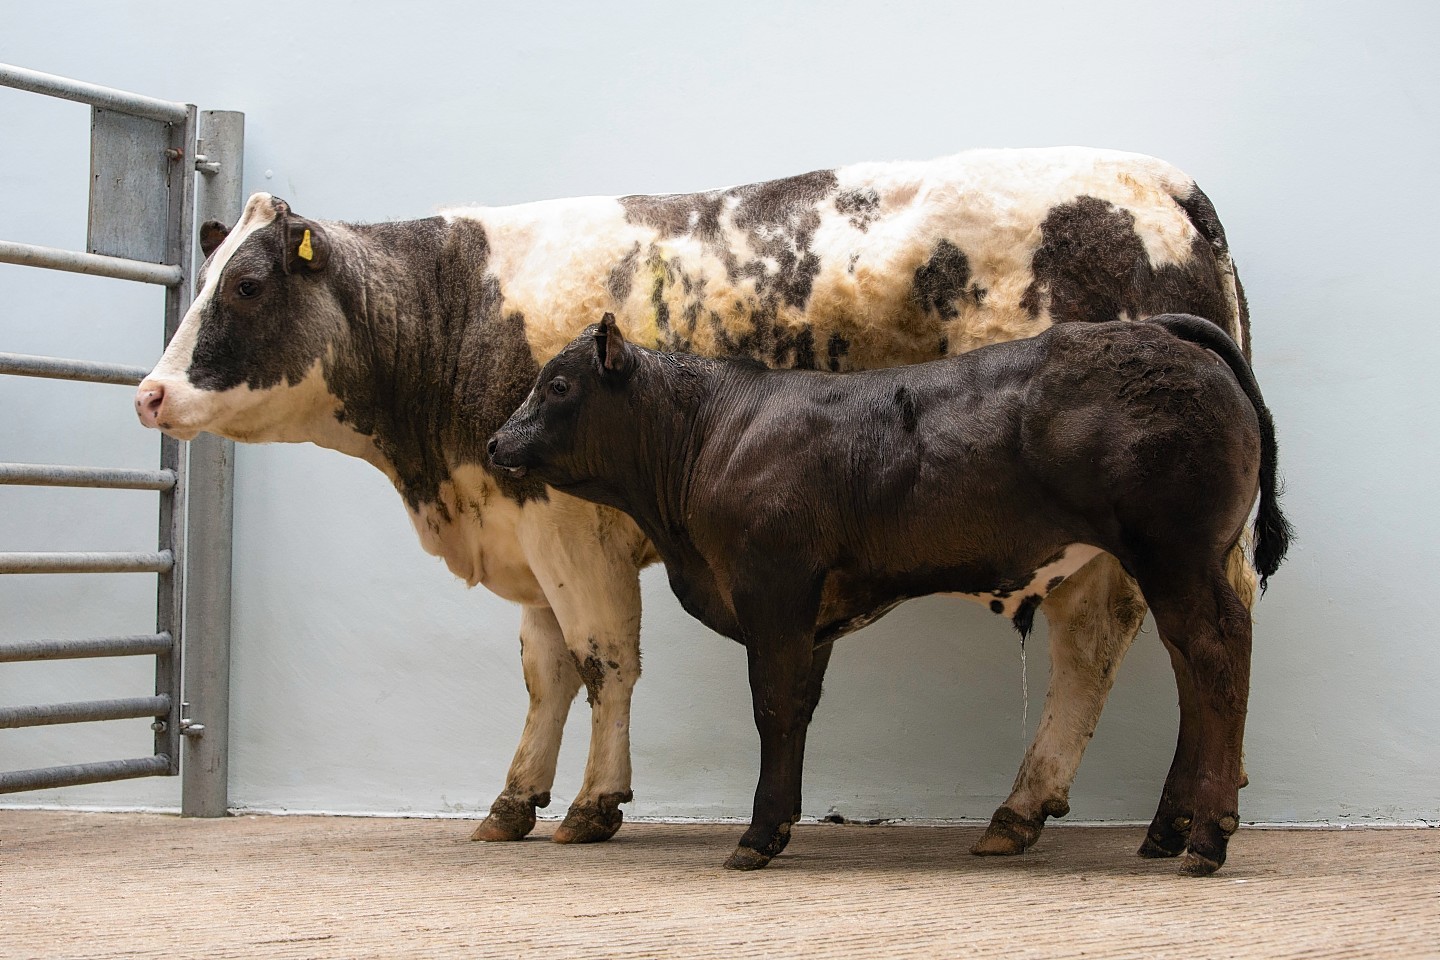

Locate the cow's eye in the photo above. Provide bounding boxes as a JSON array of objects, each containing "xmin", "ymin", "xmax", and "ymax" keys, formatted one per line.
[
  {"xmin": 235, "ymin": 279, "xmax": 261, "ymax": 299},
  {"xmin": 549, "ymin": 378, "xmax": 569, "ymax": 397}
]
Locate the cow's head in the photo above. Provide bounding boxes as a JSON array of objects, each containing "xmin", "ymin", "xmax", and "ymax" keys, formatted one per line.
[
  {"xmin": 488, "ymin": 313, "xmax": 637, "ymax": 491},
  {"xmin": 135, "ymin": 193, "xmax": 352, "ymax": 445}
]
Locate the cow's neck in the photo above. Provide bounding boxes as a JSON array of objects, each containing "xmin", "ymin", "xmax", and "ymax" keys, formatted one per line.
[
  {"xmin": 322, "ymin": 217, "xmax": 545, "ymax": 514},
  {"xmin": 567, "ymin": 355, "xmax": 731, "ymax": 568}
]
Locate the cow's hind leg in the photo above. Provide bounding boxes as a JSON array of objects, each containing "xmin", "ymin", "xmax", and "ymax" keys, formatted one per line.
[
  {"xmin": 1142, "ymin": 566, "xmax": 1252, "ymax": 877},
  {"xmin": 471, "ymin": 605, "xmax": 580, "ymax": 841},
  {"xmin": 974, "ymin": 553, "xmax": 1146, "ymax": 855}
]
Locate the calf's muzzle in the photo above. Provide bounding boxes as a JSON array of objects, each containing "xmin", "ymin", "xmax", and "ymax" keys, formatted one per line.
[{"xmin": 486, "ymin": 431, "xmax": 529, "ymax": 478}]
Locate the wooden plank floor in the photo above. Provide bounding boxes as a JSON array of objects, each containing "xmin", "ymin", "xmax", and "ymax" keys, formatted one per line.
[{"xmin": 1, "ymin": 811, "xmax": 1436, "ymax": 959}]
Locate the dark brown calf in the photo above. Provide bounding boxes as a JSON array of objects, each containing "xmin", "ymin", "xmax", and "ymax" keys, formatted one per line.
[{"xmin": 489, "ymin": 313, "xmax": 1291, "ymax": 875}]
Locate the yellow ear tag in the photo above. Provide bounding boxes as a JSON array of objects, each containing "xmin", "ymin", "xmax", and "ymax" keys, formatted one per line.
[{"xmin": 297, "ymin": 228, "xmax": 314, "ymax": 262}]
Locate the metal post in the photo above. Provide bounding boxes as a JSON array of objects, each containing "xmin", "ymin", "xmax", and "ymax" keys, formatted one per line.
[
  {"xmin": 180, "ymin": 110, "xmax": 242, "ymax": 817},
  {"xmin": 153, "ymin": 104, "xmax": 197, "ymax": 779}
]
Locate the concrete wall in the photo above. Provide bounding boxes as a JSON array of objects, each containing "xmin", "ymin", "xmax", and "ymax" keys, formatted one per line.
[{"xmin": 3, "ymin": 0, "xmax": 1436, "ymax": 826}]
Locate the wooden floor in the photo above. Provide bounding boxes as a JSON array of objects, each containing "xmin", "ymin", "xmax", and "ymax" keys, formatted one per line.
[{"xmin": 1, "ymin": 811, "xmax": 1436, "ymax": 959}]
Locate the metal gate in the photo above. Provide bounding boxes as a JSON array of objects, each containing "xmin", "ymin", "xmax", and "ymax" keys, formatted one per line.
[{"xmin": 0, "ymin": 64, "xmax": 241, "ymax": 816}]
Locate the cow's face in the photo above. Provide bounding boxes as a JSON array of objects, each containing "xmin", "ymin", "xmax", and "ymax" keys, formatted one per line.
[
  {"xmin": 488, "ymin": 313, "xmax": 636, "ymax": 490},
  {"xmin": 135, "ymin": 193, "xmax": 349, "ymax": 443}
]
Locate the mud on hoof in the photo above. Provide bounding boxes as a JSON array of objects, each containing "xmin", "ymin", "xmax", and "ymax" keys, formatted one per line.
[
  {"xmin": 972, "ymin": 801, "xmax": 1066, "ymax": 856},
  {"xmin": 471, "ymin": 792, "xmax": 548, "ymax": 842},
  {"xmin": 1137, "ymin": 814, "xmax": 1192, "ymax": 859},
  {"xmin": 552, "ymin": 791, "xmax": 632, "ymax": 844}
]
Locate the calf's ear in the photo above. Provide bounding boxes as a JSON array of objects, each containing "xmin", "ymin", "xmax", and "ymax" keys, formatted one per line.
[
  {"xmin": 199, "ymin": 220, "xmax": 230, "ymax": 258},
  {"xmin": 282, "ymin": 217, "xmax": 331, "ymax": 274},
  {"xmin": 595, "ymin": 312, "xmax": 632, "ymax": 374}
]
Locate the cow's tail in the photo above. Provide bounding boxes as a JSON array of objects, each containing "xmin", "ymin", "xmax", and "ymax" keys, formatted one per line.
[
  {"xmin": 1169, "ymin": 182, "xmax": 1252, "ymax": 361},
  {"xmin": 1149, "ymin": 313, "xmax": 1293, "ymax": 591}
]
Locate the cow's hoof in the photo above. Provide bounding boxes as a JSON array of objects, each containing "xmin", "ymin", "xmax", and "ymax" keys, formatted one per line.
[
  {"xmin": 1179, "ymin": 850, "xmax": 1223, "ymax": 877},
  {"xmin": 723, "ymin": 846, "xmax": 773, "ymax": 871},
  {"xmin": 972, "ymin": 805, "xmax": 1044, "ymax": 856},
  {"xmin": 552, "ymin": 791, "xmax": 631, "ymax": 844},
  {"xmin": 471, "ymin": 792, "xmax": 546, "ymax": 842}
]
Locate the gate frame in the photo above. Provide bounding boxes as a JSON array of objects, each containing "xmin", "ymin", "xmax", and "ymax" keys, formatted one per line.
[{"xmin": 0, "ymin": 64, "xmax": 241, "ymax": 816}]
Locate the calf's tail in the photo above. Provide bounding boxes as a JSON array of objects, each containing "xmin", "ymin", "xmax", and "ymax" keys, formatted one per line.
[{"xmin": 1148, "ymin": 313, "xmax": 1294, "ymax": 591}]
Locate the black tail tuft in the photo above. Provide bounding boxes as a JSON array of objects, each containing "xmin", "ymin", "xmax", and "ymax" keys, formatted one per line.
[{"xmin": 1148, "ymin": 314, "xmax": 1293, "ymax": 591}]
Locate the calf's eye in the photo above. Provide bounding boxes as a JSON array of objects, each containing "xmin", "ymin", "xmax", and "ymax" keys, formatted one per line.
[
  {"xmin": 550, "ymin": 378, "xmax": 569, "ymax": 397},
  {"xmin": 236, "ymin": 279, "xmax": 261, "ymax": 299}
]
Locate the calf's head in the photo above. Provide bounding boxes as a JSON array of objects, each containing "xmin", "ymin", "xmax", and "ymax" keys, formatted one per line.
[
  {"xmin": 135, "ymin": 193, "xmax": 347, "ymax": 443},
  {"xmin": 488, "ymin": 313, "xmax": 636, "ymax": 489}
]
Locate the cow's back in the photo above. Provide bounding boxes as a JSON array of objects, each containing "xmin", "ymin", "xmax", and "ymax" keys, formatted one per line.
[{"xmin": 447, "ymin": 146, "xmax": 1243, "ymax": 373}]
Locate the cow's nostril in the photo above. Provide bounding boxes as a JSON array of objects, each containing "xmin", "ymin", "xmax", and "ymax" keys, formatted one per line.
[
  {"xmin": 485, "ymin": 436, "xmax": 499, "ymax": 458},
  {"xmin": 135, "ymin": 383, "xmax": 166, "ymax": 426}
]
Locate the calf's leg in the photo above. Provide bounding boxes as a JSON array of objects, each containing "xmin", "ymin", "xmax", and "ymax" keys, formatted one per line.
[
  {"xmin": 1136, "ymin": 635, "xmax": 1203, "ymax": 858},
  {"xmin": 975, "ymin": 553, "xmax": 1145, "ymax": 855},
  {"xmin": 791, "ymin": 642, "xmax": 835, "ymax": 822},
  {"xmin": 1139, "ymin": 540, "xmax": 1259, "ymax": 858},
  {"xmin": 724, "ymin": 634, "xmax": 817, "ymax": 871},
  {"xmin": 1142, "ymin": 569, "xmax": 1252, "ymax": 877},
  {"xmin": 472, "ymin": 605, "xmax": 579, "ymax": 841}
]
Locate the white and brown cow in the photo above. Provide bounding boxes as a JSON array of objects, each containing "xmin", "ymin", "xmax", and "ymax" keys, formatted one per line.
[{"xmin": 135, "ymin": 146, "xmax": 1256, "ymax": 856}]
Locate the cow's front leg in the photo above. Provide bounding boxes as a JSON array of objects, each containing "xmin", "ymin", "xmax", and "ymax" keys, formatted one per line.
[
  {"xmin": 974, "ymin": 552, "xmax": 1146, "ymax": 855},
  {"xmin": 471, "ymin": 604, "xmax": 581, "ymax": 841},
  {"xmin": 520, "ymin": 496, "xmax": 645, "ymax": 844}
]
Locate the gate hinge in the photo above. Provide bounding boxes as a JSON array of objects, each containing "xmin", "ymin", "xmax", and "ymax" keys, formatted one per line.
[
  {"xmin": 179, "ymin": 700, "xmax": 205, "ymax": 737},
  {"xmin": 193, "ymin": 138, "xmax": 221, "ymax": 174}
]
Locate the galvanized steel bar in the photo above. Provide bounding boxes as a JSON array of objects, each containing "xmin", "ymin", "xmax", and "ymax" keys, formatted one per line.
[
  {"xmin": 0, "ymin": 550, "xmax": 173, "ymax": 574},
  {"xmin": 0, "ymin": 462, "xmax": 175, "ymax": 491},
  {"xmin": 153, "ymin": 103, "xmax": 197, "ymax": 778},
  {"xmin": 0, "ymin": 351, "xmax": 149, "ymax": 385},
  {"xmin": 0, "ymin": 756, "xmax": 171, "ymax": 794},
  {"xmin": 0, "ymin": 695, "xmax": 171, "ymax": 729},
  {"xmin": 0, "ymin": 633, "xmax": 173, "ymax": 663},
  {"xmin": 181, "ymin": 109, "xmax": 244, "ymax": 817},
  {"xmin": 0, "ymin": 239, "xmax": 182, "ymax": 286},
  {"xmin": 0, "ymin": 63, "xmax": 188, "ymax": 123}
]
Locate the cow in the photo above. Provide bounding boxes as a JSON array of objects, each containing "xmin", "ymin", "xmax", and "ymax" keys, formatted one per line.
[
  {"xmin": 134, "ymin": 146, "xmax": 1256, "ymax": 854},
  {"xmin": 488, "ymin": 312, "xmax": 1290, "ymax": 874}
]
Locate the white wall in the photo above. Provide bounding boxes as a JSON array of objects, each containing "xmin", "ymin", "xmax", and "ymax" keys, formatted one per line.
[{"xmin": 2, "ymin": 0, "xmax": 1436, "ymax": 825}]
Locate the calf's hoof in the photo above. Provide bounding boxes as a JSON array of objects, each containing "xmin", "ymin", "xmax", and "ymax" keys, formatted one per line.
[
  {"xmin": 723, "ymin": 846, "xmax": 773, "ymax": 871},
  {"xmin": 471, "ymin": 792, "xmax": 547, "ymax": 842},
  {"xmin": 1179, "ymin": 850, "xmax": 1224, "ymax": 877},
  {"xmin": 1136, "ymin": 815, "xmax": 1192, "ymax": 859},
  {"xmin": 552, "ymin": 790, "xmax": 632, "ymax": 844},
  {"xmin": 972, "ymin": 801, "xmax": 1064, "ymax": 856},
  {"xmin": 1176, "ymin": 814, "xmax": 1237, "ymax": 876}
]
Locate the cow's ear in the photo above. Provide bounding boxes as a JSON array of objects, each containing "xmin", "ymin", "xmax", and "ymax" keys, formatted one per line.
[
  {"xmin": 199, "ymin": 220, "xmax": 230, "ymax": 258},
  {"xmin": 283, "ymin": 217, "xmax": 330, "ymax": 274},
  {"xmin": 595, "ymin": 312, "xmax": 632, "ymax": 374}
]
